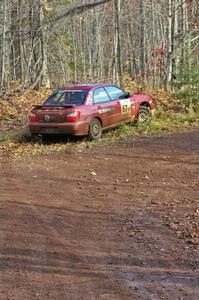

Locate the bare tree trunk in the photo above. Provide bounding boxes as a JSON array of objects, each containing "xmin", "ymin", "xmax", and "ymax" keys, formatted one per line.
[
  {"xmin": 10, "ymin": 0, "xmax": 22, "ymax": 83},
  {"xmin": 140, "ymin": 0, "xmax": 146, "ymax": 84},
  {"xmin": 0, "ymin": 0, "xmax": 7, "ymax": 94},
  {"xmin": 113, "ymin": 0, "xmax": 122, "ymax": 85},
  {"xmin": 39, "ymin": 0, "xmax": 50, "ymax": 87}
]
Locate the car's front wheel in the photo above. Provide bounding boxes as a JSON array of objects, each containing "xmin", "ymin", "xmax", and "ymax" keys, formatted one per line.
[
  {"xmin": 137, "ymin": 106, "xmax": 151, "ymax": 125},
  {"xmin": 88, "ymin": 118, "xmax": 102, "ymax": 141}
]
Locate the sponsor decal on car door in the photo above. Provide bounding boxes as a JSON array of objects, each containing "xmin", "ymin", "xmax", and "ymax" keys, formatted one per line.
[
  {"xmin": 119, "ymin": 98, "xmax": 133, "ymax": 121},
  {"xmin": 98, "ymin": 107, "xmax": 115, "ymax": 114},
  {"xmin": 120, "ymin": 98, "xmax": 132, "ymax": 115}
]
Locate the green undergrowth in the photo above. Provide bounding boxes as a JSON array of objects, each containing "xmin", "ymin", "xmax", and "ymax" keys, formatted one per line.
[
  {"xmin": 0, "ymin": 128, "xmax": 28, "ymax": 144},
  {"xmin": 99, "ymin": 107, "xmax": 199, "ymax": 143}
]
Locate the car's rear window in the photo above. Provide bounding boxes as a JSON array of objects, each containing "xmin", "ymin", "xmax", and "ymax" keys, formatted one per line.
[{"xmin": 44, "ymin": 90, "xmax": 88, "ymax": 106}]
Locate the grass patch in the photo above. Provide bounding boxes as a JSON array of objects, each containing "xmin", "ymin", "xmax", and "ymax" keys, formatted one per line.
[
  {"xmin": 146, "ymin": 107, "xmax": 199, "ymax": 132},
  {"xmin": 100, "ymin": 108, "xmax": 199, "ymax": 143},
  {"xmin": 171, "ymin": 108, "xmax": 198, "ymax": 124},
  {"xmin": 0, "ymin": 128, "xmax": 29, "ymax": 144},
  {"xmin": 102, "ymin": 124, "xmax": 136, "ymax": 142}
]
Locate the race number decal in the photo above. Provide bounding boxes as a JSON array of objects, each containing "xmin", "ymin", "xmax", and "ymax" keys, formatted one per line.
[{"xmin": 120, "ymin": 99, "xmax": 132, "ymax": 116}]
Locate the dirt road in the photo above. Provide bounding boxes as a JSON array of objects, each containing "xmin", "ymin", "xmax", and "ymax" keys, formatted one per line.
[{"xmin": 0, "ymin": 130, "xmax": 198, "ymax": 300}]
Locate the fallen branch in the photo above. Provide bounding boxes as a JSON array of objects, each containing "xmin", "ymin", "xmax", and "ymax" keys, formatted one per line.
[{"xmin": 49, "ymin": 0, "xmax": 112, "ymax": 26}]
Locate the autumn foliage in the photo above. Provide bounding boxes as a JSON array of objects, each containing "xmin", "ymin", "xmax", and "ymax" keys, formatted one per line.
[{"xmin": 0, "ymin": 89, "xmax": 53, "ymax": 130}]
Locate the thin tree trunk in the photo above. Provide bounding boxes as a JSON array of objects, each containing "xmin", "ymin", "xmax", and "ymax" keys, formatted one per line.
[
  {"xmin": 0, "ymin": 0, "xmax": 7, "ymax": 94},
  {"xmin": 113, "ymin": 0, "xmax": 122, "ymax": 85},
  {"xmin": 39, "ymin": 0, "xmax": 50, "ymax": 87},
  {"xmin": 140, "ymin": 0, "xmax": 146, "ymax": 84}
]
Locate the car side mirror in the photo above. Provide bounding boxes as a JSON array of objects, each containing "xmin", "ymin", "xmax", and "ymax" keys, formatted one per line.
[
  {"xmin": 125, "ymin": 92, "xmax": 131, "ymax": 98},
  {"xmin": 119, "ymin": 92, "xmax": 131, "ymax": 100}
]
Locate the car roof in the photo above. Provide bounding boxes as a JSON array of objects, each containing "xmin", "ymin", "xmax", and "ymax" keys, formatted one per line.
[{"xmin": 59, "ymin": 83, "xmax": 114, "ymax": 91}]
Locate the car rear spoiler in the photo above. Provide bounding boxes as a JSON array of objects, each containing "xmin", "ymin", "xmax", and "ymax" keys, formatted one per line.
[{"xmin": 32, "ymin": 104, "xmax": 76, "ymax": 109}]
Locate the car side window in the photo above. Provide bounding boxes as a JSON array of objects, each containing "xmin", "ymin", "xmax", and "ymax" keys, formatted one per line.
[
  {"xmin": 93, "ymin": 88, "xmax": 110, "ymax": 104},
  {"xmin": 104, "ymin": 86, "xmax": 127, "ymax": 100}
]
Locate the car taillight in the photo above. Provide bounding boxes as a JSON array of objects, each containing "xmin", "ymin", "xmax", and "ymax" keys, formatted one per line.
[
  {"xmin": 66, "ymin": 111, "xmax": 80, "ymax": 122},
  {"xmin": 29, "ymin": 112, "xmax": 37, "ymax": 122}
]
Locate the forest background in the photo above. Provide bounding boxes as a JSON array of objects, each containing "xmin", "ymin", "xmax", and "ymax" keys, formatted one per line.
[{"xmin": 0, "ymin": 0, "xmax": 198, "ymax": 133}]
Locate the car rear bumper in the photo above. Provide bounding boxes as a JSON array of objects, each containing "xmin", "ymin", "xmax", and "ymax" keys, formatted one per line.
[{"xmin": 29, "ymin": 121, "xmax": 89, "ymax": 136}]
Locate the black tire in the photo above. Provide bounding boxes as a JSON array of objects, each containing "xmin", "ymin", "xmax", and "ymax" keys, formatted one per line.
[
  {"xmin": 40, "ymin": 134, "xmax": 52, "ymax": 144},
  {"xmin": 88, "ymin": 118, "xmax": 102, "ymax": 141},
  {"xmin": 137, "ymin": 106, "xmax": 151, "ymax": 125},
  {"xmin": 30, "ymin": 133, "xmax": 42, "ymax": 143}
]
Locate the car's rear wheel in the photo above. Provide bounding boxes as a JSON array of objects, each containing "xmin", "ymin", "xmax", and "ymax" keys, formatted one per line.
[
  {"xmin": 88, "ymin": 118, "xmax": 102, "ymax": 141},
  {"xmin": 137, "ymin": 106, "xmax": 151, "ymax": 125}
]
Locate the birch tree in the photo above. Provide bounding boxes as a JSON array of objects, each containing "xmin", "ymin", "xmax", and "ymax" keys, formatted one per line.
[{"xmin": 0, "ymin": 0, "xmax": 7, "ymax": 94}]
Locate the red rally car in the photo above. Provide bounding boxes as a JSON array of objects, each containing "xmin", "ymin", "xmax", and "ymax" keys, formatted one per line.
[{"xmin": 29, "ymin": 83, "xmax": 155, "ymax": 140}]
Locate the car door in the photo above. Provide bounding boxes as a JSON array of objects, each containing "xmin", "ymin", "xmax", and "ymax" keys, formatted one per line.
[
  {"xmin": 92, "ymin": 87, "xmax": 119, "ymax": 128},
  {"xmin": 104, "ymin": 86, "xmax": 133, "ymax": 123}
]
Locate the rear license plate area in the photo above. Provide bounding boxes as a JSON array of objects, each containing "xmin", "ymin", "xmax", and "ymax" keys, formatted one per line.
[{"xmin": 43, "ymin": 127, "xmax": 57, "ymax": 134}]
